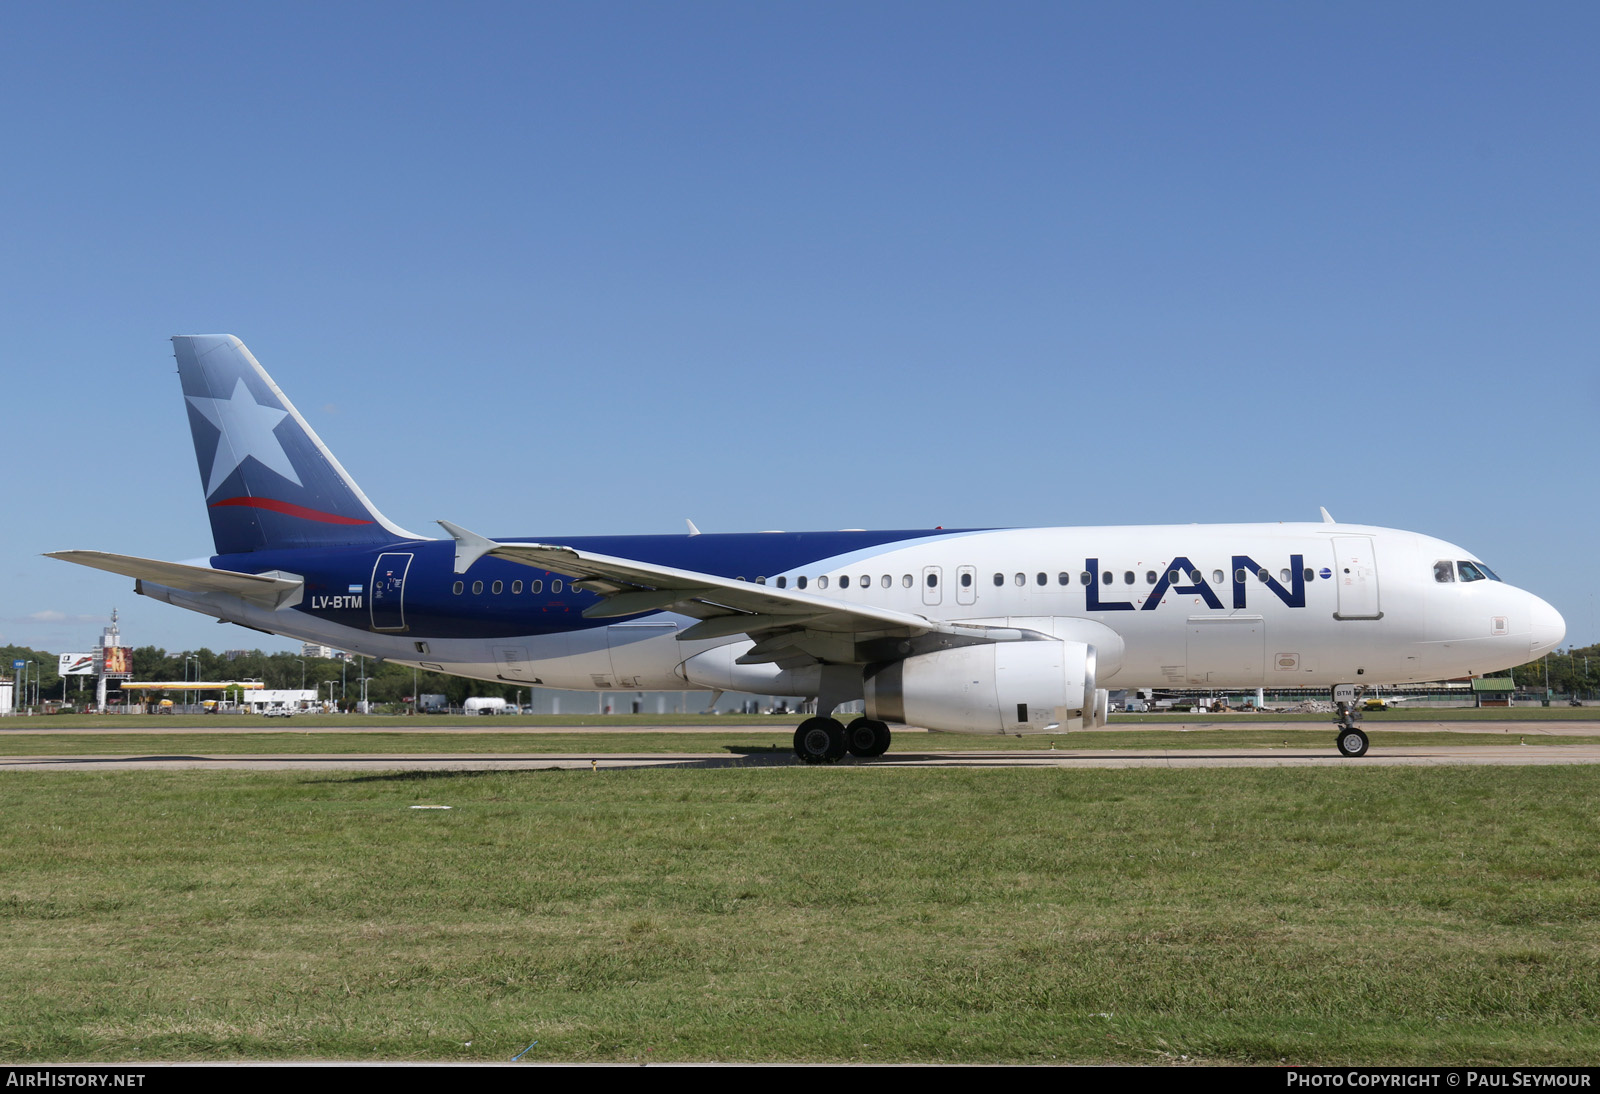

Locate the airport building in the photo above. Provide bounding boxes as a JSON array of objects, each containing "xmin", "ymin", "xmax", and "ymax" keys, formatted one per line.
[{"xmin": 242, "ymin": 688, "xmax": 320, "ymax": 714}]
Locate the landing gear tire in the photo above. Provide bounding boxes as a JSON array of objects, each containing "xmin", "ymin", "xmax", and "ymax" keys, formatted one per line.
[
  {"xmin": 1336, "ymin": 728, "xmax": 1370, "ymax": 758},
  {"xmin": 794, "ymin": 717, "xmax": 847, "ymax": 764},
  {"xmin": 845, "ymin": 717, "xmax": 892, "ymax": 758}
]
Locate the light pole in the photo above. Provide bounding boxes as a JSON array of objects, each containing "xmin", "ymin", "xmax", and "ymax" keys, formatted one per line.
[
  {"xmin": 294, "ymin": 659, "xmax": 305, "ymax": 694},
  {"xmin": 362, "ymin": 676, "xmax": 374, "ymax": 709},
  {"xmin": 26, "ymin": 661, "xmax": 36, "ymax": 711}
]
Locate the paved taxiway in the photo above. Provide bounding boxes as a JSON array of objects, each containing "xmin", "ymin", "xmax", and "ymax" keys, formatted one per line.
[
  {"xmin": 4, "ymin": 719, "xmax": 1598, "ymax": 735},
  {"xmin": 4, "ymin": 720, "xmax": 1596, "ymax": 772},
  {"xmin": 8, "ymin": 746, "xmax": 1600, "ymax": 772}
]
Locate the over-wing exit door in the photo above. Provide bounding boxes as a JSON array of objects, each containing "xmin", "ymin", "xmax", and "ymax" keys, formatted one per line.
[{"xmin": 370, "ymin": 553, "xmax": 413, "ymax": 631}]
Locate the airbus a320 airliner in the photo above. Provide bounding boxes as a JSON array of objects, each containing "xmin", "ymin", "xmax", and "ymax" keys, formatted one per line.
[{"xmin": 51, "ymin": 336, "xmax": 1566, "ymax": 762}]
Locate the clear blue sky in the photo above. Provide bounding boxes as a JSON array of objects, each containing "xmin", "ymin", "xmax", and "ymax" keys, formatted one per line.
[{"xmin": 3, "ymin": 2, "xmax": 1597, "ymax": 657}]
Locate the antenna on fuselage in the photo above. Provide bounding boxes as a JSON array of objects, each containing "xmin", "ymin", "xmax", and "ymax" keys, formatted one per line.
[
  {"xmin": 686, "ymin": 519, "xmax": 701, "ymax": 536},
  {"xmin": 1320, "ymin": 507, "xmax": 1336, "ymax": 524}
]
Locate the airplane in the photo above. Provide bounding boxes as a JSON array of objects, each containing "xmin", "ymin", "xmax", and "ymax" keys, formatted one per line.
[{"xmin": 49, "ymin": 335, "xmax": 1566, "ymax": 762}]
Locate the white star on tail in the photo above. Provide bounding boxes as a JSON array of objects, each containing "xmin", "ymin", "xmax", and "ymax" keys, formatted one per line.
[{"xmin": 186, "ymin": 378, "xmax": 304, "ymax": 497}]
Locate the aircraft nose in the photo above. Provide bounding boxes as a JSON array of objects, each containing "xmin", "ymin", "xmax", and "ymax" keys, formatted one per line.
[{"xmin": 1529, "ymin": 596, "xmax": 1566, "ymax": 658}]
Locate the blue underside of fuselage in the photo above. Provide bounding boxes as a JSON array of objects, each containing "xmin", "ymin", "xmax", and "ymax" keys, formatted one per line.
[{"xmin": 212, "ymin": 528, "xmax": 984, "ymax": 640}]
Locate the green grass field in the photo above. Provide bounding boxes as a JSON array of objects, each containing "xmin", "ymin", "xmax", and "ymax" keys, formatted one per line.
[{"xmin": 2, "ymin": 765, "xmax": 1599, "ymax": 1063}]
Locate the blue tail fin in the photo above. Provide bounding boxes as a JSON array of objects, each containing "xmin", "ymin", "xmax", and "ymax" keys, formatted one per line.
[{"xmin": 173, "ymin": 335, "xmax": 421, "ymax": 555}]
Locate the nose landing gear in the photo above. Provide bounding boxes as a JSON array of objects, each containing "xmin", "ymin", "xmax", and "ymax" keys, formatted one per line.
[
  {"xmin": 1332, "ymin": 684, "xmax": 1370, "ymax": 757},
  {"xmin": 1336, "ymin": 725, "xmax": 1370, "ymax": 757}
]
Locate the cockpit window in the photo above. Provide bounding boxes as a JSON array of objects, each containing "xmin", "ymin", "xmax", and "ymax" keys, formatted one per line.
[
  {"xmin": 1433, "ymin": 560, "xmax": 1455, "ymax": 583},
  {"xmin": 1458, "ymin": 561, "xmax": 1489, "ymax": 583},
  {"xmin": 1480, "ymin": 563, "xmax": 1502, "ymax": 581}
]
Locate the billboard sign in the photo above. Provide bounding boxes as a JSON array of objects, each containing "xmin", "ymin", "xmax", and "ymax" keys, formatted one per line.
[
  {"xmin": 60, "ymin": 653, "xmax": 96, "ymax": 676},
  {"xmin": 100, "ymin": 647, "xmax": 132, "ymax": 675}
]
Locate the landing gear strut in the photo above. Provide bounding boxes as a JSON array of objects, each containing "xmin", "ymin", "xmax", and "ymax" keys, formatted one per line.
[{"xmin": 1332, "ymin": 685, "xmax": 1370, "ymax": 758}]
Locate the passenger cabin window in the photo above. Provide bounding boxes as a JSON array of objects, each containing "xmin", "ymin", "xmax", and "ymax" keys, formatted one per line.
[
  {"xmin": 1212, "ymin": 569, "xmax": 1224, "ymax": 584},
  {"xmin": 797, "ymin": 576, "xmax": 808, "ymax": 589},
  {"xmin": 1458, "ymin": 561, "xmax": 1489, "ymax": 583},
  {"xmin": 1303, "ymin": 567, "xmax": 1314, "ymax": 582},
  {"xmin": 1123, "ymin": 571, "xmax": 1134, "ymax": 585},
  {"xmin": 1102, "ymin": 570, "xmax": 1113, "ymax": 585},
  {"xmin": 1014, "ymin": 573, "xmax": 1025, "ymax": 586},
  {"xmin": 492, "ymin": 580, "xmax": 503, "ymax": 594},
  {"xmin": 552, "ymin": 580, "xmax": 563, "ymax": 593},
  {"xmin": 902, "ymin": 575, "xmax": 913, "ymax": 588},
  {"xmin": 1059, "ymin": 572, "xmax": 1071, "ymax": 586},
  {"xmin": 840, "ymin": 575, "xmax": 850, "ymax": 588},
  {"xmin": 452, "ymin": 581, "xmax": 463, "ymax": 595},
  {"xmin": 1081, "ymin": 572, "xmax": 1092, "ymax": 585},
  {"xmin": 531, "ymin": 579, "xmax": 543, "ymax": 593},
  {"xmin": 817, "ymin": 576, "xmax": 829, "ymax": 590},
  {"xmin": 472, "ymin": 581, "xmax": 483, "ymax": 594},
  {"xmin": 1036, "ymin": 572, "xmax": 1047, "ymax": 586},
  {"xmin": 1279, "ymin": 569, "xmax": 1291, "ymax": 583},
  {"xmin": 1146, "ymin": 570, "xmax": 1157, "ymax": 585},
  {"xmin": 776, "ymin": 576, "xmax": 787, "ymax": 588},
  {"xmin": 993, "ymin": 573, "xmax": 1004, "ymax": 587},
  {"xmin": 881, "ymin": 575, "xmax": 891, "ymax": 588},
  {"xmin": 512, "ymin": 580, "xmax": 523, "ymax": 594}
]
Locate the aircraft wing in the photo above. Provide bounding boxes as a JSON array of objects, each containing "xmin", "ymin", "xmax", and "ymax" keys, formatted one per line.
[
  {"xmin": 46, "ymin": 550, "xmax": 304, "ymax": 609},
  {"xmin": 438, "ymin": 522, "xmax": 1041, "ymax": 669}
]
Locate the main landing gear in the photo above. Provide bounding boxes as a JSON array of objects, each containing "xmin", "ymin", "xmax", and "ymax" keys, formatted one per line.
[
  {"xmin": 793, "ymin": 717, "xmax": 892, "ymax": 764},
  {"xmin": 1332, "ymin": 685, "xmax": 1370, "ymax": 758}
]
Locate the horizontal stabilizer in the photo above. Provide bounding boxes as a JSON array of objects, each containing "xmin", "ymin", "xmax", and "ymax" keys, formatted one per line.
[{"xmin": 46, "ymin": 551, "xmax": 303, "ymax": 608}]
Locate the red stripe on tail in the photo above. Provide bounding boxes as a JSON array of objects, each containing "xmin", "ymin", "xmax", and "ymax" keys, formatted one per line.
[{"xmin": 209, "ymin": 496, "xmax": 375, "ymax": 525}]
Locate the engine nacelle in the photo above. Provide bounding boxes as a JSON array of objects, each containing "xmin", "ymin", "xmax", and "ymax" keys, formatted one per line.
[
  {"xmin": 676, "ymin": 642, "xmax": 821, "ymax": 697},
  {"xmin": 865, "ymin": 639, "xmax": 1106, "ymax": 735}
]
